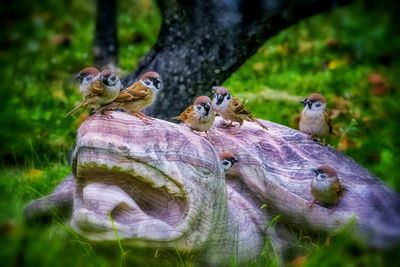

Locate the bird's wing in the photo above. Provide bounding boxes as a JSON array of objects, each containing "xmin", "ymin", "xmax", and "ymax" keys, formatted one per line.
[
  {"xmin": 84, "ymin": 80, "xmax": 104, "ymax": 98},
  {"xmin": 325, "ymin": 111, "xmax": 334, "ymax": 135},
  {"xmin": 230, "ymin": 97, "xmax": 251, "ymax": 115},
  {"xmin": 332, "ymin": 179, "xmax": 343, "ymax": 196},
  {"xmin": 173, "ymin": 105, "xmax": 193, "ymax": 121},
  {"xmin": 115, "ymin": 82, "xmax": 151, "ymax": 102}
]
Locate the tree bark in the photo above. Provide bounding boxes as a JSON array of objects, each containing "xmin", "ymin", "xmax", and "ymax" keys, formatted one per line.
[{"xmin": 93, "ymin": 0, "xmax": 118, "ymax": 70}]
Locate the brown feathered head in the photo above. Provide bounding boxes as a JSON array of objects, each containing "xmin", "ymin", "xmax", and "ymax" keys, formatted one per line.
[
  {"xmin": 220, "ymin": 151, "xmax": 239, "ymax": 171},
  {"xmin": 194, "ymin": 95, "xmax": 211, "ymax": 105},
  {"xmin": 312, "ymin": 165, "xmax": 337, "ymax": 177},
  {"xmin": 213, "ymin": 86, "xmax": 230, "ymax": 95},
  {"xmin": 140, "ymin": 71, "xmax": 162, "ymax": 90},
  {"xmin": 75, "ymin": 67, "xmax": 100, "ymax": 83},
  {"xmin": 307, "ymin": 93, "xmax": 326, "ymax": 104}
]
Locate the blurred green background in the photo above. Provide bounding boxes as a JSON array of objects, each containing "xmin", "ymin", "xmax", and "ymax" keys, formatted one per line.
[{"xmin": 0, "ymin": 0, "xmax": 399, "ymax": 266}]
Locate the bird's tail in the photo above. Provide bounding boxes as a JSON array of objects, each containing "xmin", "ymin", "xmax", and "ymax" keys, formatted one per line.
[
  {"xmin": 171, "ymin": 115, "xmax": 182, "ymax": 121},
  {"xmin": 66, "ymin": 103, "xmax": 84, "ymax": 117},
  {"xmin": 255, "ymin": 119, "xmax": 269, "ymax": 130}
]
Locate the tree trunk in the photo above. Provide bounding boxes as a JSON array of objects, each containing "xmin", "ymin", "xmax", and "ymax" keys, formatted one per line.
[{"xmin": 93, "ymin": 0, "xmax": 118, "ymax": 70}]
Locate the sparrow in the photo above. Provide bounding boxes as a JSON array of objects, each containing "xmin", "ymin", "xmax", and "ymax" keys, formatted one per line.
[
  {"xmin": 67, "ymin": 69, "xmax": 122, "ymax": 116},
  {"xmin": 299, "ymin": 93, "xmax": 333, "ymax": 144},
  {"xmin": 74, "ymin": 67, "xmax": 100, "ymax": 97},
  {"xmin": 309, "ymin": 165, "xmax": 343, "ymax": 208},
  {"xmin": 211, "ymin": 86, "xmax": 268, "ymax": 132},
  {"xmin": 173, "ymin": 96, "xmax": 216, "ymax": 139},
  {"xmin": 219, "ymin": 151, "xmax": 239, "ymax": 172},
  {"xmin": 96, "ymin": 71, "xmax": 162, "ymax": 122}
]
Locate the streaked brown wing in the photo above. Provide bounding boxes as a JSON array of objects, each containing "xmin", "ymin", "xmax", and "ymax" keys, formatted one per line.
[
  {"xmin": 115, "ymin": 82, "xmax": 151, "ymax": 102},
  {"xmin": 175, "ymin": 105, "xmax": 193, "ymax": 121},
  {"xmin": 325, "ymin": 111, "xmax": 334, "ymax": 134},
  {"xmin": 85, "ymin": 80, "xmax": 104, "ymax": 99},
  {"xmin": 231, "ymin": 97, "xmax": 251, "ymax": 116},
  {"xmin": 332, "ymin": 179, "xmax": 343, "ymax": 195}
]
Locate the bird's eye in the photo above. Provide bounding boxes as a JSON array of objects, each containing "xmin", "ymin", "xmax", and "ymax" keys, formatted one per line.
[
  {"xmin": 145, "ymin": 79, "xmax": 151, "ymax": 86},
  {"xmin": 197, "ymin": 106, "xmax": 202, "ymax": 110},
  {"xmin": 110, "ymin": 74, "xmax": 116, "ymax": 82},
  {"xmin": 320, "ymin": 174, "xmax": 327, "ymax": 179},
  {"xmin": 85, "ymin": 76, "xmax": 92, "ymax": 82},
  {"xmin": 223, "ymin": 161, "xmax": 228, "ymax": 165},
  {"xmin": 315, "ymin": 103, "xmax": 321, "ymax": 107}
]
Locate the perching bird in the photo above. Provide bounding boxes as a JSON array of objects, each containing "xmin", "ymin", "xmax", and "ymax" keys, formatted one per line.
[
  {"xmin": 309, "ymin": 165, "xmax": 343, "ymax": 208},
  {"xmin": 74, "ymin": 67, "xmax": 100, "ymax": 97},
  {"xmin": 96, "ymin": 71, "xmax": 162, "ymax": 122},
  {"xmin": 173, "ymin": 96, "xmax": 216, "ymax": 139},
  {"xmin": 67, "ymin": 69, "xmax": 122, "ymax": 116},
  {"xmin": 299, "ymin": 93, "xmax": 333, "ymax": 144},
  {"xmin": 211, "ymin": 86, "xmax": 268, "ymax": 131},
  {"xmin": 219, "ymin": 151, "xmax": 239, "ymax": 172}
]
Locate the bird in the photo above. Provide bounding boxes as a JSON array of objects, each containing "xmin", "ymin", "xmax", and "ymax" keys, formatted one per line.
[
  {"xmin": 74, "ymin": 67, "xmax": 100, "ymax": 97},
  {"xmin": 95, "ymin": 71, "xmax": 162, "ymax": 122},
  {"xmin": 173, "ymin": 95, "xmax": 216, "ymax": 139},
  {"xmin": 309, "ymin": 165, "xmax": 343, "ymax": 208},
  {"xmin": 299, "ymin": 93, "xmax": 334, "ymax": 144},
  {"xmin": 211, "ymin": 86, "xmax": 268, "ymax": 132},
  {"xmin": 219, "ymin": 151, "xmax": 239, "ymax": 172},
  {"xmin": 67, "ymin": 69, "xmax": 122, "ymax": 116}
]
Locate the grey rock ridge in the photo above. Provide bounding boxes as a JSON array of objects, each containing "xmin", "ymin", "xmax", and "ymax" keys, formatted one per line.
[{"xmin": 25, "ymin": 112, "xmax": 400, "ymax": 264}]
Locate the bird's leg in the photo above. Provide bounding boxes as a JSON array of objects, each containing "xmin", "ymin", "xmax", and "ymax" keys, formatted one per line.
[
  {"xmin": 219, "ymin": 120, "xmax": 233, "ymax": 128},
  {"xmin": 131, "ymin": 111, "xmax": 153, "ymax": 124},
  {"xmin": 308, "ymin": 199, "xmax": 316, "ymax": 208},
  {"xmin": 225, "ymin": 126, "xmax": 241, "ymax": 135},
  {"xmin": 320, "ymin": 137, "xmax": 328, "ymax": 146},
  {"xmin": 93, "ymin": 106, "xmax": 114, "ymax": 119},
  {"xmin": 204, "ymin": 131, "xmax": 213, "ymax": 142},
  {"xmin": 99, "ymin": 109, "xmax": 114, "ymax": 119},
  {"xmin": 137, "ymin": 111, "xmax": 155, "ymax": 121}
]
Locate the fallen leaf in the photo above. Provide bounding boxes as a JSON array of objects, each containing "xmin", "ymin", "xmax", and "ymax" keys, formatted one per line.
[
  {"xmin": 23, "ymin": 168, "xmax": 44, "ymax": 181},
  {"xmin": 337, "ymin": 136, "xmax": 357, "ymax": 152},
  {"xmin": 298, "ymin": 40, "xmax": 314, "ymax": 53},
  {"xmin": 276, "ymin": 43, "xmax": 288, "ymax": 55},
  {"xmin": 327, "ymin": 58, "xmax": 348, "ymax": 70},
  {"xmin": 368, "ymin": 72, "xmax": 390, "ymax": 96},
  {"xmin": 325, "ymin": 38, "xmax": 339, "ymax": 49},
  {"xmin": 252, "ymin": 62, "xmax": 265, "ymax": 73},
  {"xmin": 288, "ymin": 254, "xmax": 308, "ymax": 267}
]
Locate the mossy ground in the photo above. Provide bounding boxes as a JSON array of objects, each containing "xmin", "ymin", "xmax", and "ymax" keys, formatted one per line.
[{"xmin": 1, "ymin": 0, "xmax": 399, "ymax": 266}]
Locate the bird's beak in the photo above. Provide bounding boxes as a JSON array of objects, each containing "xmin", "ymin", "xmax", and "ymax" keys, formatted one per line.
[
  {"xmin": 233, "ymin": 157, "xmax": 239, "ymax": 163},
  {"xmin": 300, "ymin": 99, "xmax": 309, "ymax": 106},
  {"xmin": 74, "ymin": 73, "xmax": 81, "ymax": 80}
]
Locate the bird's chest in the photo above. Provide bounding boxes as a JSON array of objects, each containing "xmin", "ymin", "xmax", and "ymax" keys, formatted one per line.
[
  {"xmin": 311, "ymin": 179, "xmax": 337, "ymax": 203},
  {"xmin": 299, "ymin": 111, "xmax": 328, "ymax": 135}
]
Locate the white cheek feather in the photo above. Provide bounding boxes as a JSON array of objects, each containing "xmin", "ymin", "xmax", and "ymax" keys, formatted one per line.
[
  {"xmin": 108, "ymin": 79, "xmax": 122, "ymax": 91},
  {"xmin": 140, "ymin": 79, "xmax": 158, "ymax": 91},
  {"xmin": 194, "ymin": 106, "xmax": 203, "ymax": 118},
  {"xmin": 222, "ymin": 161, "xmax": 232, "ymax": 171},
  {"xmin": 217, "ymin": 98, "xmax": 230, "ymax": 111},
  {"xmin": 303, "ymin": 107, "xmax": 324, "ymax": 118}
]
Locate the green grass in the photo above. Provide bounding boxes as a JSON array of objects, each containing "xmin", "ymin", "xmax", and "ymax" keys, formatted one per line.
[{"xmin": 1, "ymin": 0, "xmax": 399, "ymax": 266}]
